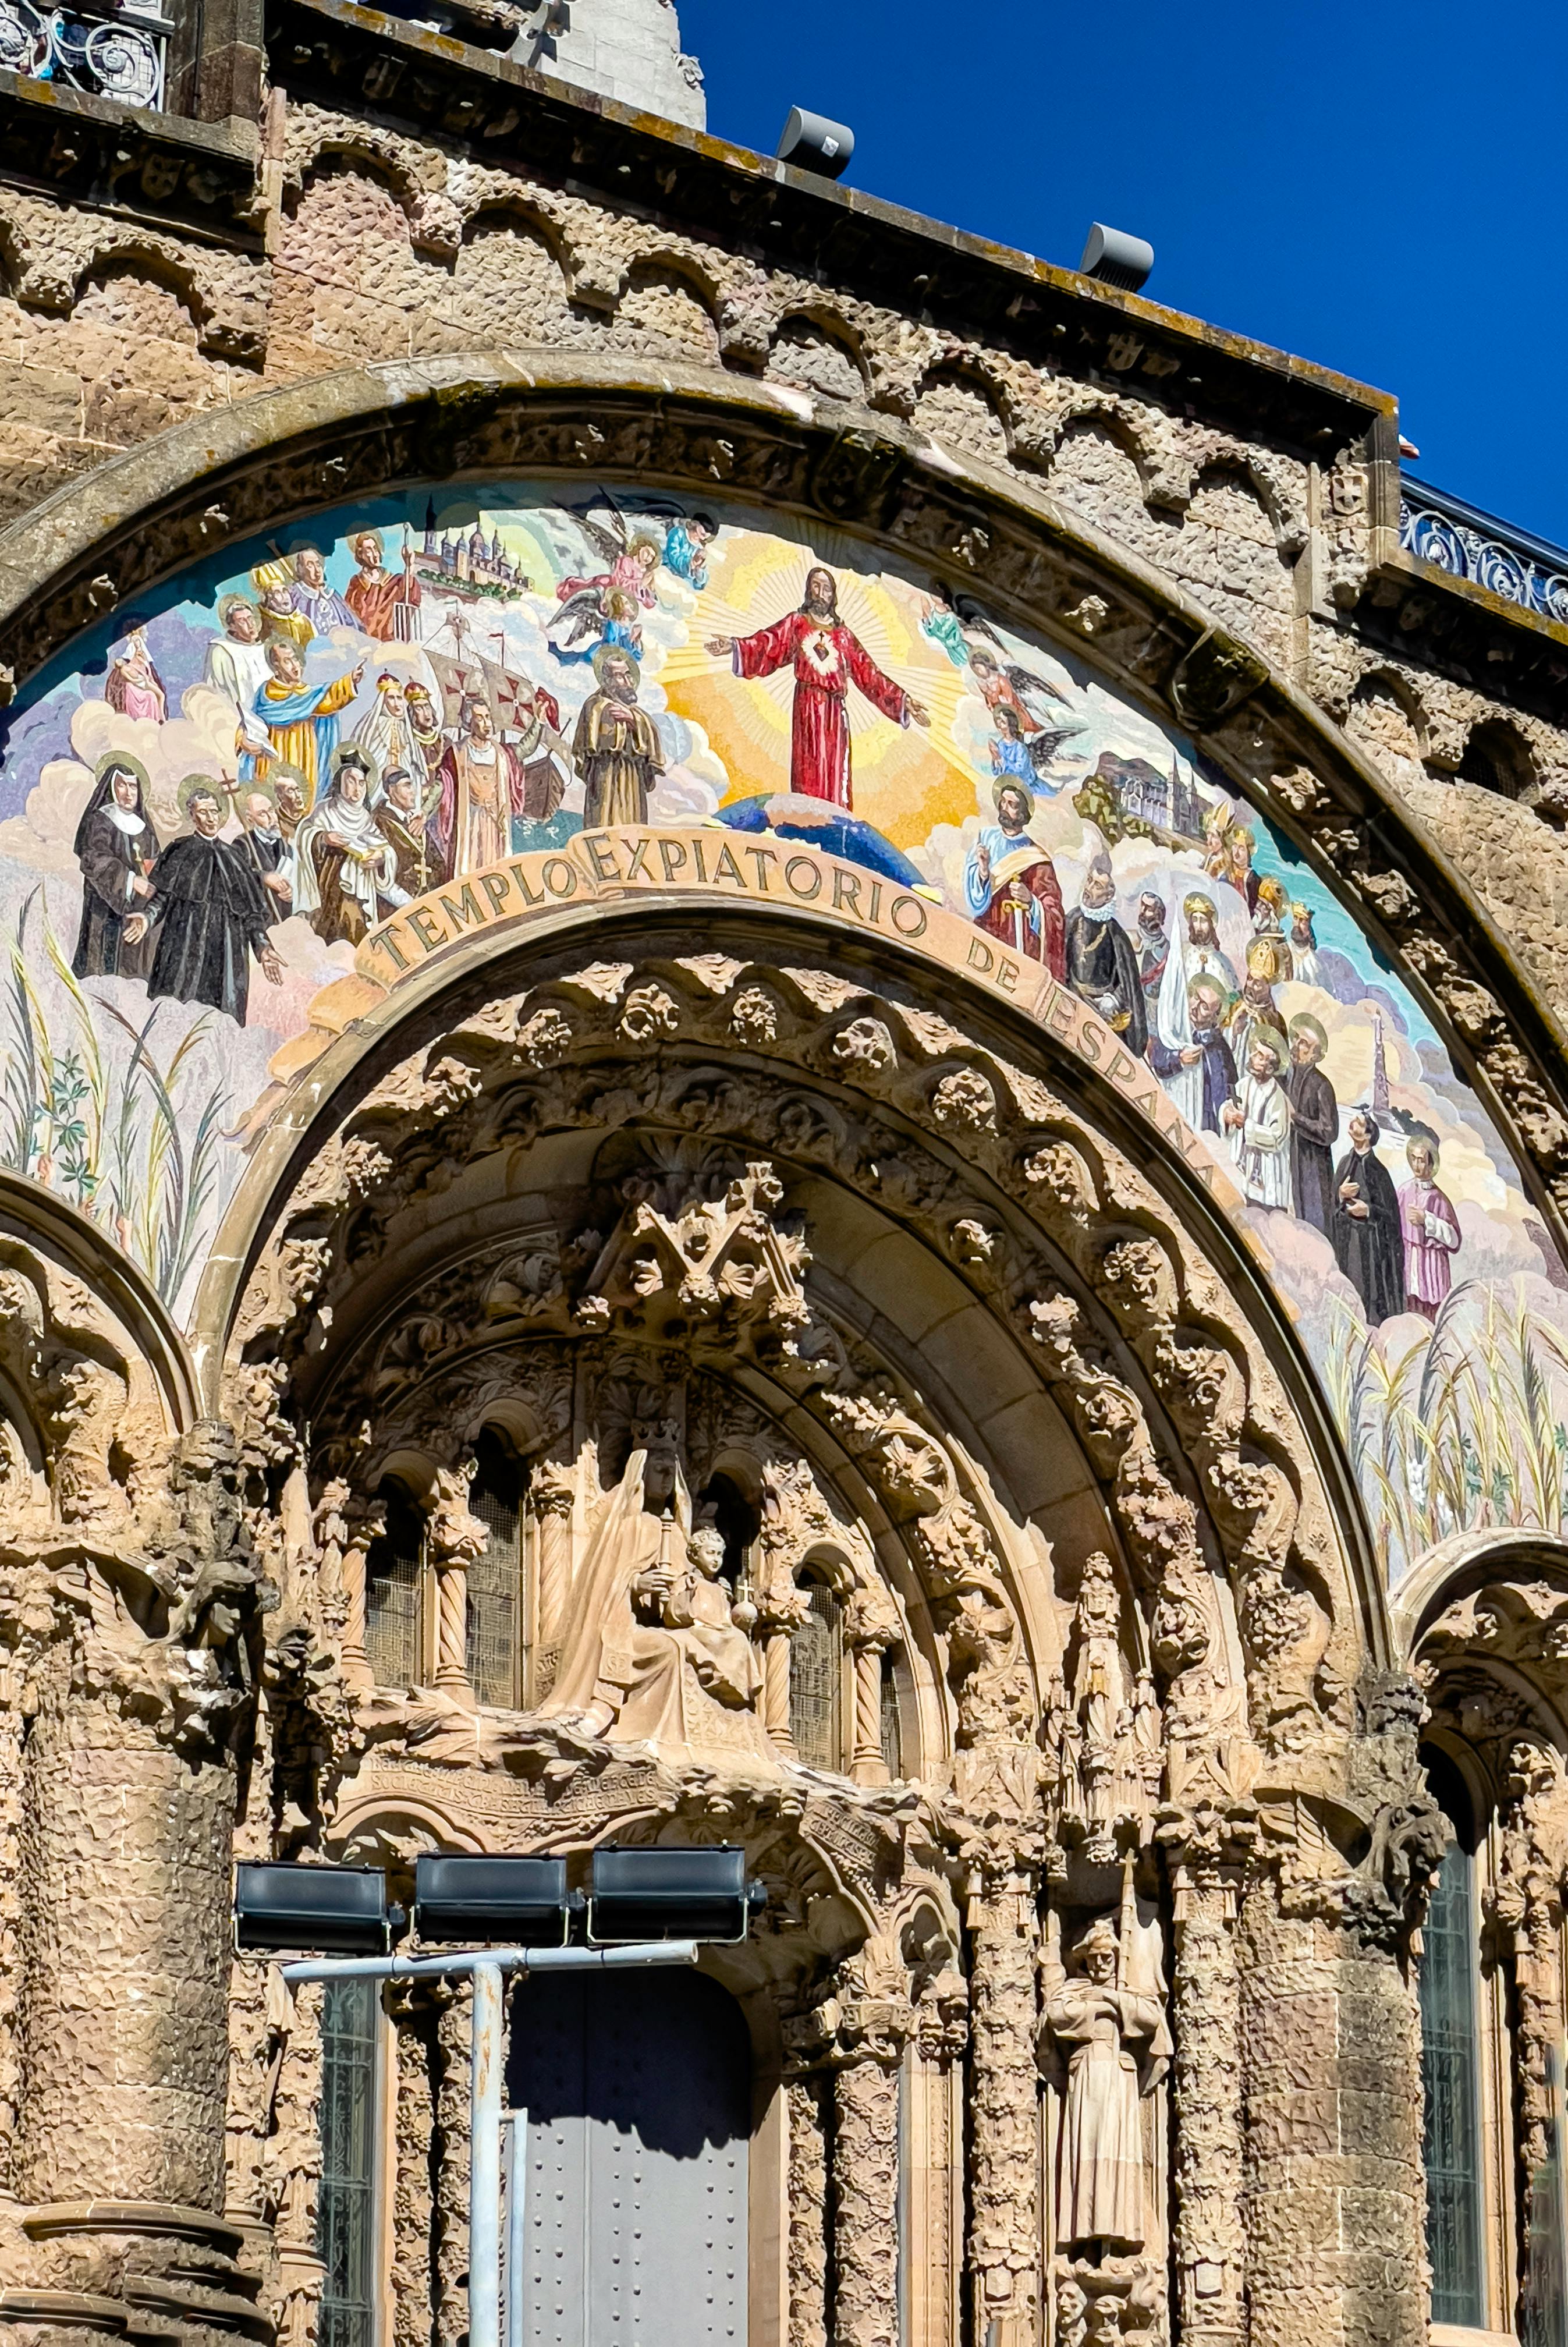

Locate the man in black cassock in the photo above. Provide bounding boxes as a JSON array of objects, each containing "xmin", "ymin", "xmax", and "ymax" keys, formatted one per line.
[
  {"xmin": 1064, "ymin": 857, "xmax": 1147, "ymax": 1056},
  {"xmin": 73, "ymin": 758, "xmax": 160, "ymax": 981},
  {"xmin": 129, "ymin": 785, "xmax": 283, "ymax": 1023},
  {"xmin": 1285, "ymin": 1016, "xmax": 1339, "ymax": 1233},
  {"xmin": 1331, "ymin": 1111, "xmax": 1404, "ymax": 1324}
]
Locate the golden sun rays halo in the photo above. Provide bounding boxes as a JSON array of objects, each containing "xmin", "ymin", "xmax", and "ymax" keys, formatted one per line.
[{"xmin": 659, "ymin": 538, "xmax": 982, "ymax": 790}]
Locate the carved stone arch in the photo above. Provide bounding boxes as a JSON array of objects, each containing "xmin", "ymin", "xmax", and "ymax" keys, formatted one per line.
[
  {"xmin": 71, "ymin": 239, "xmax": 206, "ymax": 325},
  {"xmin": 614, "ymin": 252, "xmax": 722, "ymax": 361},
  {"xmin": 0, "ymin": 1174, "xmax": 194, "ymax": 1539},
  {"xmin": 1049, "ymin": 395, "xmax": 1159, "ymax": 488},
  {"xmin": 913, "ymin": 360, "xmax": 1013, "ymax": 465},
  {"xmin": 455, "ymin": 194, "xmax": 572, "ymax": 278},
  {"xmin": 1345, "ymin": 663, "xmax": 1432, "ymax": 788},
  {"xmin": 207, "ymin": 911, "xmax": 1375, "ymax": 1791},
  {"xmin": 768, "ymin": 307, "xmax": 870, "ymax": 405},
  {"xmin": 1457, "ymin": 714, "xmax": 1539, "ymax": 804},
  {"xmin": 1404, "ymin": 1530, "xmax": 1568, "ymax": 2327},
  {"xmin": 281, "ymin": 116, "xmax": 444, "ymax": 210}
]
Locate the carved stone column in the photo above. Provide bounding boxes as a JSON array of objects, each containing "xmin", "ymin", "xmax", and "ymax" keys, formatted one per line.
[
  {"xmin": 433, "ymin": 1981, "xmax": 470, "ymax": 2347},
  {"xmin": 3, "ymin": 1422, "xmax": 265, "ymax": 2340},
  {"xmin": 529, "ymin": 1459, "xmax": 574, "ymax": 1700},
  {"xmin": 339, "ymin": 1497, "xmax": 382, "ymax": 1692},
  {"xmin": 847, "ymin": 1626, "xmax": 892, "ymax": 1788},
  {"xmin": 966, "ymin": 1874, "xmax": 1041, "ymax": 2347},
  {"xmin": 267, "ymin": 1977, "xmax": 325, "ymax": 2347},
  {"xmin": 829, "ymin": 1970, "xmax": 911, "ymax": 2347},
  {"xmin": 389, "ymin": 1983, "xmax": 440, "ymax": 2347},
  {"xmin": 781, "ymin": 2011, "xmax": 833, "ymax": 2347},
  {"xmin": 16, "ymin": 1684, "xmax": 236, "ymax": 2207},
  {"xmin": 1240, "ymin": 1874, "xmax": 1427, "ymax": 2347},
  {"xmin": 1492, "ymin": 1738, "xmax": 1568, "ymax": 2341},
  {"xmin": 761, "ymin": 1623, "xmax": 796, "ymax": 1751},
  {"xmin": 427, "ymin": 1458, "xmax": 484, "ymax": 1707},
  {"xmin": 1158, "ymin": 1802, "xmax": 1252, "ymax": 2347}
]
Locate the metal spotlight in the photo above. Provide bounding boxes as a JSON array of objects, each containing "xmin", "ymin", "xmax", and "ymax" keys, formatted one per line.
[
  {"xmin": 776, "ymin": 106, "xmax": 855, "ymax": 180},
  {"xmin": 588, "ymin": 1845, "xmax": 764, "ymax": 1945},
  {"xmin": 414, "ymin": 1855, "xmax": 577, "ymax": 1948},
  {"xmin": 1079, "ymin": 222, "xmax": 1154, "ymax": 294},
  {"xmin": 234, "ymin": 1861, "xmax": 404, "ymax": 1955}
]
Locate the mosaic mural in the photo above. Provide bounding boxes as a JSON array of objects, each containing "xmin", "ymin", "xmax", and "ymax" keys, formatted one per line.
[{"xmin": 1, "ymin": 482, "xmax": 1564, "ymax": 1579}]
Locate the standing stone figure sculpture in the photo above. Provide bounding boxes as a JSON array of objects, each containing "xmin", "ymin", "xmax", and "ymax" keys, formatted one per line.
[{"xmin": 1040, "ymin": 1916, "xmax": 1171, "ymax": 2255}]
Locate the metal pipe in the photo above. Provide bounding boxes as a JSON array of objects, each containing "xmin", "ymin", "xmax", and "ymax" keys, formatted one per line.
[
  {"xmin": 470, "ymin": 1959, "xmax": 505, "ymax": 2347},
  {"xmin": 279, "ymin": 1940, "xmax": 700, "ymax": 1985},
  {"xmin": 504, "ymin": 2108, "xmax": 527, "ymax": 2347}
]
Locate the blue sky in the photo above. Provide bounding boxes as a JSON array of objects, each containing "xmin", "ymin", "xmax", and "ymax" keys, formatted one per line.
[{"xmin": 682, "ymin": 0, "xmax": 1568, "ymax": 549}]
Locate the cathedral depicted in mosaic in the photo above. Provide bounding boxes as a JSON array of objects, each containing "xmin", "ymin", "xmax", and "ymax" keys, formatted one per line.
[{"xmin": 0, "ymin": 5, "xmax": 1566, "ymax": 2347}]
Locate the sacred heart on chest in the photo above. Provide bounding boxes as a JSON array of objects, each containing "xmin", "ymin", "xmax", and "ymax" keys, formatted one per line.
[{"xmin": 804, "ymin": 628, "xmax": 841, "ymax": 676}]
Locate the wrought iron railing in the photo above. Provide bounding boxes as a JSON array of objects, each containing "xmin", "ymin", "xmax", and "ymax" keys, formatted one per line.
[
  {"xmin": 0, "ymin": 0, "xmax": 169, "ymax": 107},
  {"xmin": 1400, "ymin": 474, "xmax": 1568, "ymax": 627}
]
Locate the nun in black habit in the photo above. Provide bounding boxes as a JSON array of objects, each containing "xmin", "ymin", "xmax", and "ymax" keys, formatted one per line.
[
  {"xmin": 72, "ymin": 757, "xmax": 159, "ymax": 981},
  {"xmin": 1331, "ymin": 1111, "xmax": 1404, "ymax": 1324}
]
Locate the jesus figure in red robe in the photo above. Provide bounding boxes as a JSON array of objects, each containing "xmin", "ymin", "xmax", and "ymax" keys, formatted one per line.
[{"xmin": 708, "ymin": 566, "xmax": 929, "ymax": 810}]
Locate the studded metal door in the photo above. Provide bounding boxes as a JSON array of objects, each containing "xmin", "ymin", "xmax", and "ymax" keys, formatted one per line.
[{"xmin": 506, "ymin": 1966, "xmax": 749, "ymax": 2347}]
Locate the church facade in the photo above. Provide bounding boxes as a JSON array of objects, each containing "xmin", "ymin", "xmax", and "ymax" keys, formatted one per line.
[{"xmin": 0, "ymin": 9, "xmax": 1566, "ymax": 2347}]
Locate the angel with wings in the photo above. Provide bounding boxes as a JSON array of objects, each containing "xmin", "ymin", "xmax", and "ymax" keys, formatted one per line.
[{"xmin": 547, "ymin": 498, "xmax": 691, "ymax": 651}]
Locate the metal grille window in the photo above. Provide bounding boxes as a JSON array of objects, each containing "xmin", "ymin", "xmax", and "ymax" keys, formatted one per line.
[
  {"xmin": 467, "ymin": 1430, "xmax": 521, "ymax": 1708},
  {"xmin": 0, "ymin": 0, "xmax": 168, "ymax": 108},
  {"xmin": 317, "ymin": 1977, "xmax": 381, "ymax": 2347},
  {"xmin": 366, "ymin": 1486, "xmax": 423, "ymax": 1691},
  {"xmin": 1420, "ymin": 1754, "xmax": 1486, "ymax": 2328},
  {"xmin": 790, "ymin": 1582, "xmax": 841, "ymax": 1771}
]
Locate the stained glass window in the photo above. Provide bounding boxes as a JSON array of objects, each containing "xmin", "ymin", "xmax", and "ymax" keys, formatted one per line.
[
  {"xmin": 790, "ymin": 1582, "xmax": 842, "ymax": 1770},
  {"xmin": 365, "ymin": 1484, "xmax": 423, "ymax": 1690},
  {"xmin": 318, "ymin": 1977, "xmax": 381, "ymax": 2347},
  {"xmin": 467, "ymin": 1430, "xmax": 521, "ymax": 1708},
  {"xmin": 1420, "ymin": 1749, "xmax": 1486, "ymax": 2328}
]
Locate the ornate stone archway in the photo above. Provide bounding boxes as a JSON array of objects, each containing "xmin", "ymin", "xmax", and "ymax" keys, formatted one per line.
[{"xmin": 203, "ymin": 895, "xmax": 1434, "ymax": 2347}]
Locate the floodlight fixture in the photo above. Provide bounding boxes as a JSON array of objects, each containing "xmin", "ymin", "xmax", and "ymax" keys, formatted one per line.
[
  {"xmin": 776, "ymin": 107, "xmax": 854, "ymax": 180},
  {"xmin": 1079, "ymin": 222, "xmax": 1154, "ymax": 295},
  {"xmin": 414, "ymin": 1855, "xmax": 577, "ymax": 1947},
  {"xmin": 587, "ymin": 1844, "xmax": 764, "ymax": 1945},
  {"xmin": 234, "ymin": 1861, "xmax": 403, "ymax": 1956}
]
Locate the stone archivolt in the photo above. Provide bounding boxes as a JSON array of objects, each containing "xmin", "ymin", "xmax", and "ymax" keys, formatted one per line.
[
  {"xmin": 0, "ymin": 909, "xmax": 1499, "ymax": 2347},
  {"xmin": 105, "ymin": 916, "xmax": 1449, "ymax": 2347}
]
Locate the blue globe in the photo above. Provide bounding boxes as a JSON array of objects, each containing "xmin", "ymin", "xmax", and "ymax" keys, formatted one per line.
[{"xmin": 714, "ymin": 792, "xmax": 938, "ymax": 898}]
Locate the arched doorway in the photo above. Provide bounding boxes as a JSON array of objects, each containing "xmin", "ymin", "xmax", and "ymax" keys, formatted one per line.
[{"xmin": 506, "ymin": 1965, "xmax": 751, "ymax": 2347}]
